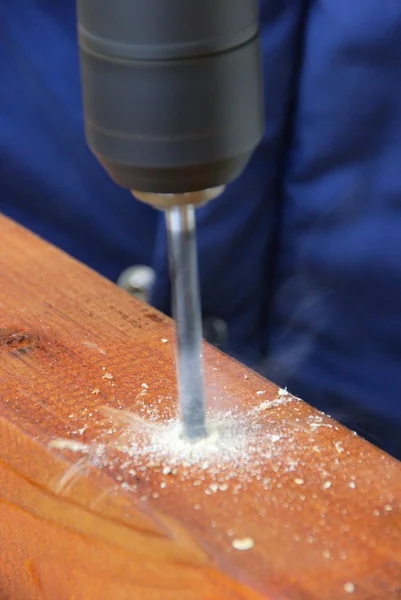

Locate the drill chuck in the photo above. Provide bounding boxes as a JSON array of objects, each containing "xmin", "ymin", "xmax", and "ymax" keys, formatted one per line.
[{"xmin": 77, "ymin": 0, "xmax": 265, "ymax": 199}]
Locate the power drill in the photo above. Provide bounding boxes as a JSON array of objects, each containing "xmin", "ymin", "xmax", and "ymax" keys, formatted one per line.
[{"xmin": 77, "ymin": 0, "xmax": 264, "ymax": 440}]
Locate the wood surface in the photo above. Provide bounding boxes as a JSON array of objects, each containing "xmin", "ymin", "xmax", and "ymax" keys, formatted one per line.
[{"xmin": 0, "ymin": 213, "xmax": 401, "ymax": 600}]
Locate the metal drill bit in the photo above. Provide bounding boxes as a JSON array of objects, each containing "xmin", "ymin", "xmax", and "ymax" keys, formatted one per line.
[{"xmin": 165, "ymin": 204, "xmax": 207, "ymax": 441}]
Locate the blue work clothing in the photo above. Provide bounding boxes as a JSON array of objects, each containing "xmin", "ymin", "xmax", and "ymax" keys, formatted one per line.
[{"xmin": 1, "ymin": 1, "xmax": 401, "ymax": 458}]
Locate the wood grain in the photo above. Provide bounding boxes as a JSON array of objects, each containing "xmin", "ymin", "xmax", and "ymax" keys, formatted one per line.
[{"xmin": 0, "ymin": 213, "xmax": 400, "ymax": 600}]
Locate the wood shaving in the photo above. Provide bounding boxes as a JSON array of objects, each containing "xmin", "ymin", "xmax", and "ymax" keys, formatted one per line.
[
  {"xmin": 49, "ymin": 439, "xmax": 89, "ymax": 453},
  {"xmin": 102, "ymin": 373, "xmax": 114, "ymax": 380},
  {"xmin": 335, "ymin": 441, "xmax": 344, "ymax": 454},
  {"xmin": 232, "ymin": 537, "xmax": 255, "ymax": 551}
]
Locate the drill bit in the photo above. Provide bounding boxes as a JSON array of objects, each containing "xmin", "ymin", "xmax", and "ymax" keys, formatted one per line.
[{"xmin": 165, "ymin": 204, "xmax": 207, "ymax": 441}]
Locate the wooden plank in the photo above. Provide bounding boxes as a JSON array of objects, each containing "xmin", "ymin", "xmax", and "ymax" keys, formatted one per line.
[{"xmin": 0, "ymin": 213, "xmax": 400, "ymax": 600}]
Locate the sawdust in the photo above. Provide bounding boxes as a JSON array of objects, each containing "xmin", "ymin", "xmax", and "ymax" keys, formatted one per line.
[
  {"xmin": 117, "ymin": 409, "xmax": 262, "ymax": 468},
  {"xmin": 49, "ymin": 440, "xmax": 89, "ymax": 453},
  {"xmin": 343, "ymin": 582, "xmax": 355, "ymax": 594},
  {"xmin": 96, "ymin": 387, "xmax": 302, "ymax": 480},
  {"xmin": 49, "ymin": 388, "xmax": 301, "ymax": 486},
  {"xmin": 232, "ymin": 537, "xmax": 255, "ymax": 551},
  {"xmin": 47, "ymin": 386, "xmax": 352, "ymax": 506},
  {"xmin": 102, "ymin": 372, "xmax": 114, "ymax": 380}
]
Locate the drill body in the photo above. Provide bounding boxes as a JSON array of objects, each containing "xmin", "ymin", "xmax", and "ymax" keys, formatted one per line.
[{"xmin": 77, "ymin": 0, "xmax": 265, "ymax": 206}]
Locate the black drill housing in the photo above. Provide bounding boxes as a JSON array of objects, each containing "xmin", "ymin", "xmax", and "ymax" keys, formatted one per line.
[{"xmin": 77, "ymin": 0, "xmax": 265, "ymax": 194}]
